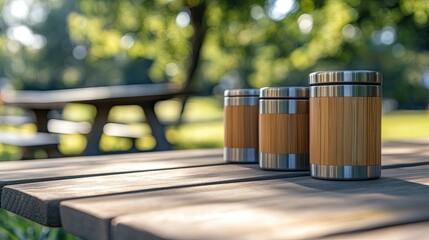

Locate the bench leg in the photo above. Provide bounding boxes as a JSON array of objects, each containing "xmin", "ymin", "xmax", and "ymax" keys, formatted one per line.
[
  {"xmin": 141, "ymin": 102, "xmax": 172, "ymax": 151},
  {"xmin": 84, "ymin": 106, "xmax": 112, "ymax": 155},
  {"xmin": 33, "ymin": 109, "xmax": 50, "ymax": 132},
  {"xmin": 46, "ymin": 147, "xmax": 62, "ymax": 158},
  {"xmin": 21, "ymin": 146, "xmax": 62, "ymax": 160},
  {"xmin": 21, "ymin": 147, "xmax": 35, "ymax": 160}
]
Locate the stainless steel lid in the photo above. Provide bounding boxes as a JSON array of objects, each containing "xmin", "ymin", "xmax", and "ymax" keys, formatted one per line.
[
  {"xmin": 260, "ymin": 87, "xmax": 309, "ymax": 99},
  {"xmin": 224, "ymin": 89, "xmax": 259, "ymax": 97},
  {"xmin": 309, "ymin": 71, "xmax": 382, "ymax": 85}
]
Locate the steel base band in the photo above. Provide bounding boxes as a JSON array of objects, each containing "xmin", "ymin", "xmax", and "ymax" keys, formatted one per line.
[
  {"xmin": 259, "ymin": 153, "xmax": 309, "ymax": 171},
  {"xmin": 311, "ymin": 164, "xmax": 381, "ymax": 180},
  {"xmin": 224, "ymin": 148, "xmax": 258, "ymax": 163}
]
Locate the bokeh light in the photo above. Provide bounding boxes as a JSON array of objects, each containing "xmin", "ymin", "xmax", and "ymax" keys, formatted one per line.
[{"xmin": 266, "ymin": 0, "xmax": 297, "ymax": 21}]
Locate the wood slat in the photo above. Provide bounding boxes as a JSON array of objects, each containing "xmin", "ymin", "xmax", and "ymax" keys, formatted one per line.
[
  {"xmin": 0, "ymin": 149, "xmax": 222, "ymax": 172},
  {"xmin": 108, "ymin": 165, "xmax": 429, "ymax": 240},
  {"xmin": 310, "ymin": 97, "xmax": 381, "ymax": 166},
  {"xmin": 0, "ymin": 132, "xmax": 59, "ymax": 147},
  {"xmin": 0, "ymin": 140, "xmax": 424, "ymax": 172},
  {"xmin": 325, "ymin": 221, "xmax": 429, "ymax": 240},
  {"xmin": 1, "ymin": 83, "xmax": 183, "ymax": 109},
  {"xmin": 0, "ymin": 150, "xmax": 223, "ymax": 198},
  {"xmin": 259, "ymin": 114, "xmax": 309, "ymax": 154},
  {"xmin": 1, "ymin": 164, "xmax": 304, "ymax": 227},
  {"xmin": 224, "ymin": 106, "xmax": 259, "ymax": 148}
]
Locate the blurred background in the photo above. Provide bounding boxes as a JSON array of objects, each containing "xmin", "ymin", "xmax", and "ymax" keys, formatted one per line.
[{"xmin": 0, "ymin": 0, "xmax": 429, "ymax": 238}]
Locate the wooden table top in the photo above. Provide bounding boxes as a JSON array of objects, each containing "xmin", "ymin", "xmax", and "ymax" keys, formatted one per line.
[
  {"xmin": 1, "ymin": 140, "xmax": 428, "ymax": 240},
  {"xmin": 0, "ymin": 83, "xmax": 184, "ymax": 109}
]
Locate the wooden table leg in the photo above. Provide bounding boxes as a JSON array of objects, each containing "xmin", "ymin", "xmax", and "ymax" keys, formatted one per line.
[
  {"xmin": 141, "ymin": 102, "xmax": 172, "ymax": 151},
  {"xmin": 83, "ymin": 106, "xmax": 111, "ymax": 155},
  {"xmin": 33, "ymin": 109, "xmax": 50, "ymax": 132}
]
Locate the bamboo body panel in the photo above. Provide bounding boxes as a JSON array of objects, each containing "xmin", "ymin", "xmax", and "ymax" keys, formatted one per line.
[
  {"xmin": 310, "ymin": 97, "xmax": 381, "ymax": 166},
  {"xmin": 259, "ymin": 114, "xmax": 309, "ymax": 154},
  {"xmin": 224, "ymin": 106, "xmax": 259, "ymax": 149}
]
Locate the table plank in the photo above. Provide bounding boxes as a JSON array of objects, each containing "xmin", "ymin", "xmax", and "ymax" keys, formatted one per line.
[
  {"xmin": 0, "ymin": 150, "xmax": 223, "ymax": 198},
  {"xmin": 0, "ymin": 149, "xmax": 221, "ymax": 172},
  {"xmin": 1, "ymin": 83, "xmax": 183, "ymax": 108},
  {"xmin": 325, "ymin": 221, "xmax": 429, "ymax": 240},
  {"xmin": 1, "ymin": 164, "xmax": 305, "ymax": 227},
  {"xmin": 0, "ymin": 138, "xmax": 425, "ymax": 171},
  {"xmin": 108, "ymin": 165, "xmax": 429, "ymax": 240},
  {"xmin": 382, "ymin": 139, "xmax": 429, "ymax": 167}
]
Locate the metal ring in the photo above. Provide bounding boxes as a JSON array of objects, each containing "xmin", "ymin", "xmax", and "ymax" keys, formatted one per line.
[
  {"xmin": 310, "ymin": 85, "xmax": 381, "ymax": 97},
  {"xmin": 259, "ymin": 153, "xmax": 309, "ymax": 171},
  {"xmin": 224, "ymin": 97, "xmax": 259, "ymax": 106},
  {"xmin": 309, "ymin": 71, "xmax": 382, "ymax": 85},
  {"xmin": 224, "ymin": 148, "xmax": 258, "ymax": 163},
  {"xmin": 259, "ymin": 99, "xmax": 309, "ymax": 114},
  {"xmin": 260, "ymin": 87, "xmax": 309, "ymax": 99},
  {"xmin": 310, "ymin": 164, "xmax": 381, "ymax": 180},
  {"xmin": 224, "ymin": 89, "xmax": 259, "ymax": 97}
]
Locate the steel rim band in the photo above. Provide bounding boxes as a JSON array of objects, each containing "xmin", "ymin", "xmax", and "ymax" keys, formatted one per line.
[
  {"xmin": 224, "ymin": 89, "xmax": 259, "ymax": 97},
  {"xmin": 309, "ymin": 71, "xmax": 382, "ymax": 85},
  {"xmin": 310, "ymin": 164, "xmax": 381, "ymax": 180},
  {"xmin": 310, "ymin": 85, "xmax": 381, "ymax": 97},
  {"xmin": 259, "ymin": 99, "xmax": 309, "ymax": 114},
  {"xmin": 224, "ymin": 148, "xmax": 258, "ymax": 163},
  {"xmin": 260, "ymin": 87, "xmax": 309, "ymax": 99},
  {"xmin": 259, "ymin": 153, "xmax": 309, "ymax": 170},
  {"xmin": 224, "ymin": 97, "xmax": 259, "ymax": 106}
]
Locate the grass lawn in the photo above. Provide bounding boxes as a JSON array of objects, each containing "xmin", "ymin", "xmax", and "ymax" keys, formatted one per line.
[{"xmin": 382, "ymin": 110, "xmax": 429, "ymax": 140}]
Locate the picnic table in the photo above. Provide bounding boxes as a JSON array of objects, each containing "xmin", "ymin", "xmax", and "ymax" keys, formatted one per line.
[
  {"xmin": 0, "ymin": 83, "xmax": 188, "ymax": 155},
  {"xmin": 0, "ymin": 140, "xmax": 428, "ymax": 239}
]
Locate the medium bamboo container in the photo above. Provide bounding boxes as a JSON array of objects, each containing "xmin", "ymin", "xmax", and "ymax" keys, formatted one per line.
[
  {"xmin": 224, "ymin": 89, "xmax": 259, "ymax": 163},
  {"xmin": 309, "ymin": 71, "xmax": 382, "ymax": 180},
  {"xmin": 259, "ymin": 87, "xmax": 310, "ymax": 171}
]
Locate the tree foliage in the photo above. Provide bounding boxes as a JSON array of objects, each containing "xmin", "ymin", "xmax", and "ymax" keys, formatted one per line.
[{"xmin": 1, "ymin": 0, "xmax": 429, "ymax": 107}]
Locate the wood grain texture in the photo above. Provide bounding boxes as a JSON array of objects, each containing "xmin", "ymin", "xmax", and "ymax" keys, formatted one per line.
[
  {"xmin": 109, "ymin": 164, "xmax": 429, "ymax": 240},
  {"xmin": 0, "ymin": 140, "xmax": 421, "ymax": 172},
  {"xmin": 0, "ymin": 150, "xmax": 223, "ymax": 200},
  {"xmin": 259, "ymin": 114, "xmax": 309, "ymax": 154},
  {"xmin": 1, "ymin": 83, "xmax": 183, "ymax": 109},
  {"xmin": 325, "ymin": 221, "xmax": 429, "ymax": 240},
  {"xmin": 1, "ymin": 164, "xmax": 301, "ymax": 227},
  {"xmin": 224, "ymin": 106, "xmax": 258, "ymax": 148},
  {"xmin": 0, "ymin": 149, "xmax": 221, "ymax": 172},
  {"xmin": 60, "ymin": 162, "xmax": 429, "ymax": 240},
  {"xmin": 310, "ymin": 97, "xmax": 381, "ymax": 166},
  {"xmin": 1, "ymin": 143, "xmax": 429, "ymax": 239}
]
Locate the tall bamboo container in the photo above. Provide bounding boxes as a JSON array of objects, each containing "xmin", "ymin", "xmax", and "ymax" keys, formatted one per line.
[
  {"xmin": 259, "ymin": 87, "xmax": 310, "ymax": 171},
  {"xmin": 224, "ymin": 89, "xmax": 259, "ymax": 163},
  {"xmin": 309, "ymin": 71, "xmax": 382, "ymax": 180}
]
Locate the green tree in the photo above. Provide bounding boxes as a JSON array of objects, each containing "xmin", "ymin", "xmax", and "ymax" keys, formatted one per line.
[{"xmin": 1, "ymin": 0, "xmax": 429, "ymax": 107}]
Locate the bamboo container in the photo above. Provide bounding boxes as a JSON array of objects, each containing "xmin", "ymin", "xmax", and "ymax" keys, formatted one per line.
[
  {"xmin": 259, "ymin": 87, "xmax": 310, "ymax": 171},
  {"xmin": 309, "ymin": 71, "xmax": 382, "ymax": 180},
  {"xmin": 224, "ymin": 89, "xmax": 259, "ymax": 163}
]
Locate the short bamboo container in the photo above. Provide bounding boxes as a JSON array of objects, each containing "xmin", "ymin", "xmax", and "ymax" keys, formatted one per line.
[
  {"xmin": 259, "ymin": 87, "xmax": 309, "ymax": 171},
  {"xmin": 309, "ymin": 71, "xmax": 382, "ymax": 180},
  {"xmin": 224, "ymin": 89, "xmax": 259, "ymax": 163}
]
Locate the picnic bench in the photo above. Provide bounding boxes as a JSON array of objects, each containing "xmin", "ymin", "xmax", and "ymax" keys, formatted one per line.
[
  {"xmin": 0, "ymin": 140, "xmax": 428, "ymax": 239},
  {"xmin": 0, "ymin": 83, "xmax": 189, "ymax": 157}
]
